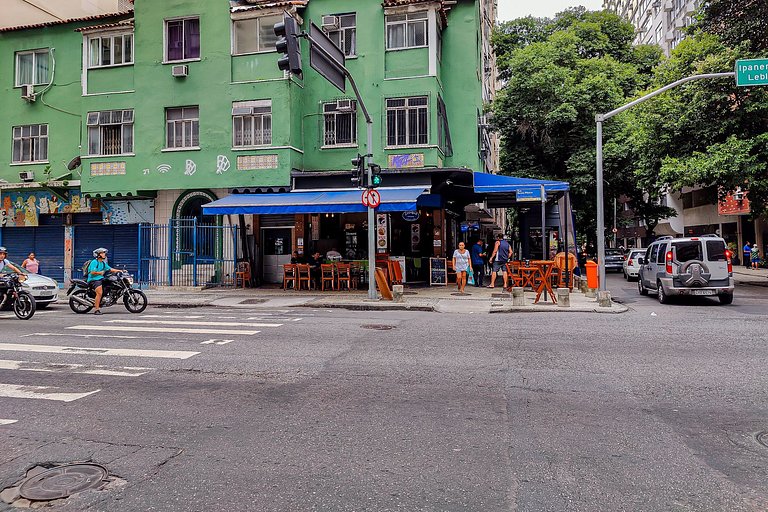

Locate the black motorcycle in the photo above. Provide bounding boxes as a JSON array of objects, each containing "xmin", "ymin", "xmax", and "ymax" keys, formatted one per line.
[
  {"xmin": 0, "ymin": 273, "xmax": 36, "ymax": 320},
  {"xmin": 67, "ymin": 271, "xmax": 147, "ymax": 314}
]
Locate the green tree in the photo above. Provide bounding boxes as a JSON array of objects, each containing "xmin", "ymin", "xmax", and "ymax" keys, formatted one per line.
[
  {"xmin": 491, "ymin": 9, "xmax": 667, "ymax": 240},
  {"xmin": 697, "ymin": 0, "xmax": 768, "ymax": 52}
]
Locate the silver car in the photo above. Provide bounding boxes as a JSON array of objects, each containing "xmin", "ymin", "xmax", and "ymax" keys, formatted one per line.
[
  {"xmin": 5, "ymin": 261, "xmax": 59, "ymax": 308},
  {"xmin": 622, "ymin": 249, "xmax": 646, "ymax": 280},
  {"xmin": 637, "ymin": 235, "xmax": 734, "ymax": 304}
]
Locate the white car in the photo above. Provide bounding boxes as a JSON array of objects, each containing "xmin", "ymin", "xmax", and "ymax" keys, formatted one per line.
[
  {"xmin": 623, "ymin": 248, "xmax": 646, "ymax": 280},
  {"xmin": 4, "ymin": 261, "xmax": 59, "ymax": 309}
]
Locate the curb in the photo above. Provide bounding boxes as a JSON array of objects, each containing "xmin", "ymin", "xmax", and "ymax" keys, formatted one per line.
[
  {"xmin": 291, "ymin": 302, "xmax": 435, "ymax": 312},
  {"xmin": 489, "ymin": 301, "xmax": 628, "ymax": 314}
]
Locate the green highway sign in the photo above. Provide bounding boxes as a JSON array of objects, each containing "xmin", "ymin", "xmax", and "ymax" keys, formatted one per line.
[{"xmin": 736, "ymin": 58, "xmax": 768, "ymax": 87}]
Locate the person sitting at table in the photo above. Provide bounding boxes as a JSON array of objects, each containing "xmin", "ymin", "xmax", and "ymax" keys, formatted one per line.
[
  {"xmin": 326, "ymin": 248, "xmax": 342, "ymax": 261},
  {"xmin": 290, "ymin": 251, "xmax": 303, "ymax": 264},
  {"xmin": 308, "ymin": 251, "xmax": 323, "ymax": 287}
]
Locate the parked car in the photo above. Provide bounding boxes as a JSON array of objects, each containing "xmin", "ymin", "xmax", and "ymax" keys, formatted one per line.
[
  {"xmin": 1, "ymin": 261, "xmax": 59, "ymax": 309},
  {"xmin": 604, "ymin": 248, "xmax": 626, "ymax": 272},
  {"xmin": 637, "ymin": 235, "xmax": 734, "ymax": 304},
  {"xmin": 623, "ymin": 248, "xmax": 646, "ymax": 280}
]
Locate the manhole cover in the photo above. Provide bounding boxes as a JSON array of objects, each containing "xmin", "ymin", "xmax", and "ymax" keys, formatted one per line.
[
  {"xmin": 756, "ymin": 431, "xmax": 768, "ymax": 449},
  {"xmin": 361, "ymin": 324, "xmax": 395, "ymax": 330},
  {"xmin": 19, "ymin": 463, "xmax": 108, "ymax": 501}
]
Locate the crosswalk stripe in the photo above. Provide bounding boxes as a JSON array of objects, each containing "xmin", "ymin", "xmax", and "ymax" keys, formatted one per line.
[
  {"xmin": 0, "ymin": 359, "xmax": 152, "ymax": 377},
  {"xmin": 67, "ymin": 325, "xmax": 261, "ymax": 336},
  {"xmin": 0, "ymin": 343, "xmax": 199, "ymax": 359},
  {"xmin": 106, "ymin": 319, "xmax": 282, "ymax": 328},
  {"xmin": 0, "ymin": 383, "xmax": 99, "ymax": 402},
  {"xmin": 142, "ymin": 315, "xmax": 204, "ymax": 319},
  {"xmin": 21, "ymin": 332, "xmax": 147, "ymax": 340},
  {"xmin": 0, "ymin": 419, "xmax": 18, "ymax": 425}
]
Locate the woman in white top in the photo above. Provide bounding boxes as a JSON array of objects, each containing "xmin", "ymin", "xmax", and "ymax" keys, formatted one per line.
[{"xmin": 452, "ymin": 241, "xmax": 471, "ymax": 293}]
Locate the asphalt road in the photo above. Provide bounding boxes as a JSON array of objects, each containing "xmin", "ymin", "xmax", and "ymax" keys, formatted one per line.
[{"xmin": 1, "ymin": 277, "xmax": 767, "ymax": 511}]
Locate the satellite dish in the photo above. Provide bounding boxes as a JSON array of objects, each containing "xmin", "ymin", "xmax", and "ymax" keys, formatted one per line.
[{"xmin": 67, "ymin": 156, "xmax": 81, "ymax": 171}]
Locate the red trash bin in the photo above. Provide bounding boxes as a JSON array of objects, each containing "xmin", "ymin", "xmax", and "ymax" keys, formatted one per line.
[{"xmin": 585, "ymin": 260, "xmax": 599, "ymax": 289}]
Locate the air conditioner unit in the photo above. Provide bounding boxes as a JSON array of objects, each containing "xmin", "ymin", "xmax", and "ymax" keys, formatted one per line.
[
  {"xmin": 322, "ymin": 15, "xmax": 339, "ymax": 30},
  {"xmin": 172, "ymin": 65, "xmax": 189, "ymax": 77},
  {"xmin": 19, "ymin": 171, "xmax": 35, "ymax": 182},
  {"xmin": 21, "ymin": 84, "xmax": 35, "ymax": 101},
  {"xmin": 336, "ymin": 99, "xmax": 354, "ymax": 111}
]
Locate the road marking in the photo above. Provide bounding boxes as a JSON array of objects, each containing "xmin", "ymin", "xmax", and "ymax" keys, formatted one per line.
[
  {"xmin": 0, "ymin": 419, "xmax": 18, "ymax": 425},
  {"xmin": 200, "ymin": 339, "xmax": 234, "ymax": 345},
  {"xmin": 0, "ymin": 359, "xmax": 152, "ymax": 377},
  {"xmin": 246, "ymin": 317, "xmax": 303, "ymax": 322},
  {"xmin": 68, "ymin": 325, "xmax": 261, "ymax": 336},
  {"xmin": 0, "ymin": 343, "xmax": 199, "ymax": 359},
  {"xmin": 105, "ymin": 319, "xmax": 282, "ymax": 328},
  {"xmin": 0, "ymin": 383, "xmax": 100, "ymax": 402},
  {"xmin": 20, "ymin": 333, "xmax": 145, "ymax": 340},
  {"xmin": 143, "ymin": 315, "xmax": 204, "ymax": 319}
]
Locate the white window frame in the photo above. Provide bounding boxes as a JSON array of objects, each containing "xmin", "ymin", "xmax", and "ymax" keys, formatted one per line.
[
  {"xmin": 322, "ymin": 100, "xmax": 358, "ymax": 148},
  {"xmin": 87, "ymin": 32, "xmax": 134, "ymax": 68},
  {"xmin": 165, "ymin": 106, "xmax": 200, "ymax": 150},
  {"xmin": 164, "ymin": 16, "xmax": 201, "ymax": 64},
  {"xmin": 232, "ymin": 100, "xmax": 272, "ymax": 148},
  {"xmin": 231, "ymin": 15, "xmax": 282, "ymax": 56},
  {"xmin": 11, "ymin": 124, "xmax": 48, "ymax": 164},
  {"xmin": 86, "ymin": 110, "xmax": 134, "ymax": 156},
  {"xmin": 324, "ymin": 13, "xmax": 357, "ymax": 57},
  {"xmin": 385, "ymin": 12, "xmax": 428, "ymax": 51},
  {"xmin": 14, "ymin": 49, "xmax": 50, "ymax": 87},
  {"xmin": 385, "ymin": 96, "xmax": 429, "ymax": 148}
]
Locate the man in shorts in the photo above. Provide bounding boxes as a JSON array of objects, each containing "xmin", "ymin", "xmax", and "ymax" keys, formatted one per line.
[
  {"xmin": 488, "ymin": 234, "xmax": 511, "ymax": 288},
  {"xmin": 87, "ymin": 247, "xmax": 120, "ymax": 315}
]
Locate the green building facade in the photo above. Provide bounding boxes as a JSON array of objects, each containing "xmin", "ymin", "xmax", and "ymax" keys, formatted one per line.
[{"xmin": 0, "ymin": 0, "xmax": 499, "ymax": 285}]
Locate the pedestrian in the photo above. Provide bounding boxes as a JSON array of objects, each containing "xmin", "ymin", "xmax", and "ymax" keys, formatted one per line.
[
  {"xmin": 487, "ymin": 233, "xmax": 511, "ymax": 289},
  {"xmin": 470, "ymin": 238, "xmax": 486, "ymax": 287},
  {"xmin": 22, "ymin": 252, "xmax": 39, "ymax": 274},
  {"xmin": 751, "ymin": 243, "xmax": 760, "ymax": 270},
  {"xmin": 452, "ymin": 241, "xmax": 470, "ymax": 294},
  {"xmin": 743, "ymin": 241, "xmax": 752, "ymax": 269}
]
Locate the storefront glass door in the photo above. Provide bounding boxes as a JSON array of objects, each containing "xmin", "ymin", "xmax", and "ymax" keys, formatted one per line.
[{"xmin": 262, "ymin": 227, "xmax": 293, "ymax": 284}]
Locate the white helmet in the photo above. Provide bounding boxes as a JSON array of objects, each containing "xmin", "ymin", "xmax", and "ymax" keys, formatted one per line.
[{"xmin": 93, "ymin": 247, "xmax": 108, "ymax": 257}]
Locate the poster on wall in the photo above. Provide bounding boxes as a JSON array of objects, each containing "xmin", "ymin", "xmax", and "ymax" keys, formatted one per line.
[
  {"xmin": 411, "ymin": 224, "xmax": 420, "ymax": 252},
  {"xmin": 376, "ymin": 213, "xmax": 388, "ymax": 253},
  {"xmin": 311, "ymin": 214, "xmax": 320, "ymax": 240},
  {"xmin": 102, "ymin": 200, "xmax": 155, "ymax": 224},
  {"xmin": 1, "ymin": 190, "xmax": 100, "ymax": 227}
]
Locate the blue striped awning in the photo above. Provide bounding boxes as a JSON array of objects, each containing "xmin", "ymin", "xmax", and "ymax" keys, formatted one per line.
[
  {"xmin": 202, "ymin": 188, "xmax": 426, "ymax": 215},
  {"xmin": 473, "ymin": 172, "xmax": 569, "ymax": 195}
]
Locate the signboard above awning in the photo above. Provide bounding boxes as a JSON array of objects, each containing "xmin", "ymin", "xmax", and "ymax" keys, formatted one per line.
[{"xmin": 473, "ymin": 172, "xmax": 569, "ymax": 208}]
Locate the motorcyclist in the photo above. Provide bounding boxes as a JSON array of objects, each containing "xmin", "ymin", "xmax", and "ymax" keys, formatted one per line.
[
  {"xmin": 0, "ymin": 247, "xmax": 22, "ymax": 274},
  {"xmin": 86, "ymin": 248, "xmax": 120, "ymax": 315}
]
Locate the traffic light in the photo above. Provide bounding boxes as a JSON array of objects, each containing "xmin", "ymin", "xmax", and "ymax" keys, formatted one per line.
[
  {"xmin": 274, "ymin": 14, "xmax": 302, "ymax": 78},
  {"xmin": 369, "ymin": 163, "xmax": 382, "ymax": 188},
  {"xmin": 351, "ymin": 154, "xmax": 364, "ymax": 187}
]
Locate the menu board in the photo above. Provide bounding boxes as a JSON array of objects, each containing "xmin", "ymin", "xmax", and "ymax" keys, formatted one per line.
[
  {"xmin": 430, "ymin": 258, "xmax": 447, "ymax": 286},
  {"xmin": 376, "ymin": 213, "xmax": 388, "ymax": 253}
]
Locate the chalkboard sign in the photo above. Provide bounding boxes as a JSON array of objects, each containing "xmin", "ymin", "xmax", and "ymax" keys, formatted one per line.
[{"xmin": 430, "ymin": 257, "xmax": 447, "ymax": 286}]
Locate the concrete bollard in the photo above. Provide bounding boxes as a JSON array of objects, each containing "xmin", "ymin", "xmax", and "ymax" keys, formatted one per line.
[
  {"xmin": 597, "ymin": 290, "xmax": 612, "ymax": 308},
  {"xmin": 580, "ymin": 277, "xmax": 588, "ymax": 294},
  {"xmin": 511, "ymin": 287, "xmax": 526, "ymax": 306},
  {"xmin": 556, "ymin": 288, "xmax": 570, "ymax": 307},
  {"xmin": 392, "ymin": 285, "xmax": 404, "ymax": 302},
  {"xmin": 585, "ymin": 287, "xmax": 596, "ymax": 298}
]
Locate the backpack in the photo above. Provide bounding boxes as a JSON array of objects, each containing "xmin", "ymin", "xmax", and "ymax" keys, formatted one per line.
[{"xmin": 82, "ymin": 259, "xmax": 92, "ymax": 277}]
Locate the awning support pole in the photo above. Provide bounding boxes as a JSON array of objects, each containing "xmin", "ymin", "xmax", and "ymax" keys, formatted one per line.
[{"xmin": 541, "ymin": 184, "xmax": 547, "ymax": 300}]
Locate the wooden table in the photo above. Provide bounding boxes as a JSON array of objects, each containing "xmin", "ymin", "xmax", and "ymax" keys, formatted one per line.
[
  {"xmin": 518, "ymin": 266, "xmax": 539, "ymax": 289},
  {"xmin": 533, "ymin": 260, "xmax": 557, "ymax": 304}
]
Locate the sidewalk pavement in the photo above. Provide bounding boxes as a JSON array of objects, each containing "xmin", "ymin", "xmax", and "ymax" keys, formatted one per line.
[
  {"xmin": 143, "ymin": 284, "xmax": 628, "ymax": 314},
  {"xmin": 732, "ymin": 267, "xmax": 768, "ymax": 287}
]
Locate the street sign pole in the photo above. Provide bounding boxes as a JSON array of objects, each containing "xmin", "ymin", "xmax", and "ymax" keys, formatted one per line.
[{"xmin": 594, "ymin": 71, "xmax": 736, "ymax": 293}]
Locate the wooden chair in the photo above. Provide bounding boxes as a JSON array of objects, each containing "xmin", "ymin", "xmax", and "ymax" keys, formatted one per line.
[
  {"xmin": 282, "ymin": 264, "xmax": 297, "ymax": 290},
  {"xmin": 504, "ymin": 261, "xmax": 523, "ymax": 288},
  {"xmin": 349, "ymin": 261, "xmax": 361, "ymax": 289},
  {"xmin": 235, "ymin": 261, "xmax": 251, "ymax": 288},
  {"xmin": 388, "ymin": 260, "xmax": 403, "ymax": 285},
  {"xmin": 553, "ymin": 252, "xmax": 578, "ymax": 290},
  {"xmin": 296, "ymin": 264, "xmax": 312, "ymax": 290},
  {"xmin": 321, "ymin": 263, "xmax": 336, "ymax": 291},
  {"xmin": 336, "ymin": 262, "xmax": 353, "ymax": 291}
]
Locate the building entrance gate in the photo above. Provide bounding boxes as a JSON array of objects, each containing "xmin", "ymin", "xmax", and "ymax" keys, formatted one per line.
[{"xmin": 139, "ymin": 219, "xmax": 238, "ymax": 287}]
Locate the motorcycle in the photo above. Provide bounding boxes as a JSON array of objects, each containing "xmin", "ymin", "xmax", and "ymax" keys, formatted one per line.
[
  {"xmin": 0, "ymin": 273, "xmax": 36, "ymax": 320},
  {"xmin": 67, "ymin": 271, "xmax": 147, "ymax": 314}
]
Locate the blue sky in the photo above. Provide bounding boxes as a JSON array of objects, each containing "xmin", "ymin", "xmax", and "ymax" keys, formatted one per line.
[{"xmin": 497, "ymin": 0, "xmax": 604, "ymax": 21}]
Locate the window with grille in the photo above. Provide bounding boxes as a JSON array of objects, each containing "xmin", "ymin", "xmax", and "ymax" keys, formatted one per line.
[
  {"xmin": 232, "ymin": 100, "xmax": 272, "ymax": 147},
  {"xmin": 165, "ymin": 17, "xmax": 200, "ymax": 62},
  {"xmin": 15, "ymin": 49, "xmax": 50, "ymax": 86},
  {"xmin": 12, "ymin": 124, "xmax": 48, "ymax": 163},
  {"xmin": 386, "ymin": 97, "xmax": 428, "ymax": 147},
  {"xmin": 323, "ymin": 101, "xmax": 357, "ymax": 147},
  {"xmin": 88, "ymin": 33, "xmax": 133, "ymax": 68},
  {"xmin": 325, "ymin": 14, "xmax": 357, "ymax": 57},
  {"xmin": 165, "ymin": 106, "xmax": 199, "ymax": 149},
  {"xmin": 386, "ymin": 12, "xmax": 428, "ymax": 50},
  {"xmin": 87, "ymin": 110, "xmax": 133, "ymax": 156},
  {"xmin": 232, "ymin": 15, "xmax": 281, "ymax": 55}
]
